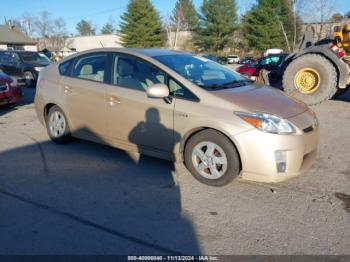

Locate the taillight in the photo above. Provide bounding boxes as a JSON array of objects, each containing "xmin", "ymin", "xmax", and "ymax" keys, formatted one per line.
[{"xmin": 329, "ymin": 43, "xmax": 346, "ymax": 58}]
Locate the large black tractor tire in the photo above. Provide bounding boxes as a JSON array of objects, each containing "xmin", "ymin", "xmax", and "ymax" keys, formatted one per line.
[{"xmin": 282, "ymin": 54, "xmax": 338, "ymax": 105}]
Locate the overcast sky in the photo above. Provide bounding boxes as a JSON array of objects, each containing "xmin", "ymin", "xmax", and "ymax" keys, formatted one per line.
[{"xmin": 1, "ymin": 0, "xmax": 348, "ymax": 35}]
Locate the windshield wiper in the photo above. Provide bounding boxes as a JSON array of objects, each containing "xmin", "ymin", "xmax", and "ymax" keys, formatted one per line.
[
  {"xmin": 204, "ymin": 79, "xmax": 253, "ymax": 89},
  {"xmin": 222, "ymin": 79, "xmax": 253, "ymax": 87}
]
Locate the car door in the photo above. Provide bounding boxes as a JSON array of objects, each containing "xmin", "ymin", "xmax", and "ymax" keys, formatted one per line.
[
  {"xmin": 0, "ymin": 52, "xmax": 16, "ymax": 76},
  {"xmin": 105, "ymin": 53, "xmax": 175, "ymax": 155},
  {"xmin": 60, "ymin": 52, "xmax": 111, "ymax": 138},
  {"xmin": 9, "ymin": 53, "xmax": 22, "ymax": 77}
]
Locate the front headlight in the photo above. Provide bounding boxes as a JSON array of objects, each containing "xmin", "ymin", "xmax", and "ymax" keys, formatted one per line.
[
  {"xmin": 235, "ymin": 112, "xmax": 296, "ymax": 135},
  {"xmin": 34, "ymin": 67, "xmax": 44, "ymax": 72}
]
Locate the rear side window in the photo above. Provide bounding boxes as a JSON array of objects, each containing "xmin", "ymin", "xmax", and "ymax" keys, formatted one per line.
[
  {"xmin": 113, "ymin": 55, "xmax": 165, "ymax": 91},
  {"xmin": 72, "ymin": 53, "xmax": 108, "ymax": 83},
  {"xmin": 59, "ymin": 59, "xmax": 73, "ymax": 76}
]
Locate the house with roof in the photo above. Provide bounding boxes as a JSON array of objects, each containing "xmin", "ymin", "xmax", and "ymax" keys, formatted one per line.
[{"xmin": 0, "ymin": 23, "xmax": 37, "ymax": 51}]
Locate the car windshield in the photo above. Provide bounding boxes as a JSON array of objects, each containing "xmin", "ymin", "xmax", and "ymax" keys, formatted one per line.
[
  {"xmin": 19, "ymin": 52, "xmax": 51, "ymax": 64},
  {"xmin": 154, "ymin": 54, "xmax": 251, "ymax": 89}
]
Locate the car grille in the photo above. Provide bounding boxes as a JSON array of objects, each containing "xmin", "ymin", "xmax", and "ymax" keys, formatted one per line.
[{"xmin": 0, "ymin": 83, "xmax": 9, "ymax": 93}]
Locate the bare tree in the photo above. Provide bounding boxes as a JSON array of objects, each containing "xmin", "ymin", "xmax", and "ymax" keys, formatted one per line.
[
  {"xmin": 297, "ymin": 0, "xmax": 336, "ymax": 40},
  {"xmin": 10, "ymin": 13, "xmax": 37, "ymax": 37},
  {"xmin": 35, "ymin": 11, "xmax": 52, "ymax": 38},
  {"xmin": 163, "ymin": 15, "xmax": 174, "ymax": 48},
  {"xmin": 171, "ymin": 5, "xmax": 188, "ymax": 49},
  {"xmin": 279, "ymin": 20, "xmax": 291, "ymax": 52}
]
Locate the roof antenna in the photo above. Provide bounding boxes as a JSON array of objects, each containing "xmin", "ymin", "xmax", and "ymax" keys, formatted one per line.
[{"xmin": 100, "ymin": 41, "xmax": 104, "ymax": 48}]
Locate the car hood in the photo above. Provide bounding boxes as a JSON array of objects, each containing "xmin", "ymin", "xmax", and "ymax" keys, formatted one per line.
[{"xmin": 211, "ymin": 84, "xmax": 309, "ymax": 119}]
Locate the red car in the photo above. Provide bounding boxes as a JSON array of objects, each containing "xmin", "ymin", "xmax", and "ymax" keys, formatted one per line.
[
  {"xmin": 236, "ymin": 53, "xmax": 288, "ymax": 77},
  {"xmin": 0, "ymin": 71, "xmax": 22, "ymax": 106}
]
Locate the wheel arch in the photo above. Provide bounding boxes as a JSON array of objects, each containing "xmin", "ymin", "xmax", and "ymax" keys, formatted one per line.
[{"xmin": 179, "ymin": 127, "xmax": 243, "ymax": 171}]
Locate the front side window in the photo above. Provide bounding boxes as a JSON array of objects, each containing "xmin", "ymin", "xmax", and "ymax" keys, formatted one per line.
[
  {"xmin": 113, "ymin": 55, "xmax": 165, "ymax": 91},
  {"xmin": 0, "ymin": 52, "xmax": 18, "ymax": 65},
  {"xmin": 154, "ymin": 54, "xmax": 251, "ymax": 90},
  {"xmin": 18, "ymin": 52, "xmax": 51, "ymax": 64},
  {"xmin": 73, "ymin": 53, "xmax": 108, "ymax": 82},
  {"xmin": 169, "ymin": 78, "xmax": 198, "ymax": 101}
]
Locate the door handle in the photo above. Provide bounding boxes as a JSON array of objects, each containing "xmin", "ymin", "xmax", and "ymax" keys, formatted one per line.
[
  {"xmin": 109, "ymin": 96, "xmax": 121, "ymax": 105},
  {"xmin": 64, "ymin": 85, "xmax": 72, "ymax": 94}
]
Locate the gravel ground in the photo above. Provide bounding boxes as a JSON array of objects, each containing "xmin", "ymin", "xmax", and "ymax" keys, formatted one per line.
[{"xmin": 0, "ymin": 86, "xmax": 349, "ymax": 255}]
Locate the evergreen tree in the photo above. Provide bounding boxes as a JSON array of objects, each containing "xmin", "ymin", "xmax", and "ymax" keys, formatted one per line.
[
  {"xmin": 242, "ymin": 0, "xmax": 301, "ymax": 52},
  {"xmin": 172, "ymin": 0, "xmax": 199, "ymax": 31},
  {"xmin": 194, "ymin": 0, "xmax": 238, "ymax": 53},
  {"xmin": 119, "ymin": 0, "xmax": 162, "ymax": 48},
  {"xmin": 76, "ymin": 20, "xmax": 96, "ymax": 36},
  {"xmin": 101, "ymin": 23, "xmax": 115, "ymax": 34}
]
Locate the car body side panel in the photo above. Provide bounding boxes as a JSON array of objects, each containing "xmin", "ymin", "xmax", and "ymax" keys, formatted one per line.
[
  {"xmin": 59, "ymin": 76, "xmax": 107, "ymax": 137},
  {"xmin": 105, "ymin": 85, "xmax": 175, "ymax": 155},
  {"xmin": 173, "ymin": 98, "xmax": 254, "ymax": 162}
]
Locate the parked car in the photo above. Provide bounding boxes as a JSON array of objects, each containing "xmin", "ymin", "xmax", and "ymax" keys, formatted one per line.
[
  {"xmin": 227, "ymin": 55, "xmax": 240, "ymax": 64},
  {"xmin": 202, "ymin": 54, "xmax": 227, "ymax": 64},
  {"xmin": 264, "ymin": 48, "xmax": 284, "ymax": 56},
  {"xmin": 236, "ymin": 53, "xmax": 289, "ymax": 78},
  {"xmin": 0, "ymin": 50, "xmax": 51, "ymax": 87},
  {"xmin": 35, "ymin": 49, "xmax": 318, "ymax": 186},
  {"xmin": 240, "ymin": 56, "xmax": 255, "ymax": 64},
  {"xmin": 0, "ymin": 71, "xmax": 22, "ymax": 106}
]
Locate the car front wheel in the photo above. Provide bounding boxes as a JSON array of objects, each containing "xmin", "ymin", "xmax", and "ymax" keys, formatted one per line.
[{"xmin": 184, "ymin": 129, "xmax": 240, "ymax": 186}]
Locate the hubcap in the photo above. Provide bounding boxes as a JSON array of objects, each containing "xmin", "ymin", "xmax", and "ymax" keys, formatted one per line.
[
  {"xmin": 49, "ymin": 111, "xmax": 66, "ymax": 138},
  {"xmin": 191, "ymin": 141, "xmax": 228, "ymax": 180},
  {"xmin": 294, "ymin": 68, "xmax": 321, "ymax": 94}
]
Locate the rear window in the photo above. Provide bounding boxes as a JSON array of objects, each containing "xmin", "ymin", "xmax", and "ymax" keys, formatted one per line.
[{"xmin": 59, "ymin": 59, "xmax": 73, "ymax": 76}]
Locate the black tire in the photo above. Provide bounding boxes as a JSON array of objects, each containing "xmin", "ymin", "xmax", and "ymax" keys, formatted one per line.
[
  {"xmin": 184, "ymin": 129, "xmax": 240, "ymax": 187},
  {"xmin": 282, "ymin": 54, "xmax": 338, "ymax": 105},
  {"xmin": 45, "ymin": 105, "xmax": 72, "ymax": 144},
  {"xmin": 24, "ymin": 71, "xmax": 35, "ymax": 88}
]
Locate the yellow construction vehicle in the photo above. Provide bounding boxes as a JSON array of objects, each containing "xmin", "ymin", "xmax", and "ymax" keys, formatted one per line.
[
  {"xmin": 334, "ymin": 24, "xmax": 350, "ymax": 53},
  {"xmin": 266, "ymin": 24, "xmax": 350, "ymax": 105}
]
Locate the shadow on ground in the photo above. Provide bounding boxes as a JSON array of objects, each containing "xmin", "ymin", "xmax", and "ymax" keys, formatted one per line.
[{"xmin": 0, "ymin": 122, "xmax": 200, "ymax": 255}]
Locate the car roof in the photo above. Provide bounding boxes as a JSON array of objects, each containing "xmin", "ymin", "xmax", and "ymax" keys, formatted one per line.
[
  {"xmin": 131, "ymin": 48, "xmax": 191, "ymax": 57},
  {"xmin": 0, "ymin": 50, "xmax": 37, "ymax": 54}
]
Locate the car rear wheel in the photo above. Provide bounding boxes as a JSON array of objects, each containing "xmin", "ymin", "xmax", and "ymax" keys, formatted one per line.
[
  {"xmin": 46, "ymin": 105, "xmax": 72, "ymax": 144},
  {"xmin": 184, "ymin": 129, "xmax": 240, "ymax": 187}
]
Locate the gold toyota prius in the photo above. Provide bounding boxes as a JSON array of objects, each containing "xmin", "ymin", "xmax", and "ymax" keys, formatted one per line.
[{"xmin": 34, "ymin": 48, "xmax": 319, "ymax": 186}]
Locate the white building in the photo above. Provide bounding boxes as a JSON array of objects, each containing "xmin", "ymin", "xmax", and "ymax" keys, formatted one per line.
[
  {"xmin": 0, "ymin": 23, "xmax": 37, "ymax": 51},
  {"xmin": 65, "ymin": 34, "xmax": 123, "ymax": 52}
]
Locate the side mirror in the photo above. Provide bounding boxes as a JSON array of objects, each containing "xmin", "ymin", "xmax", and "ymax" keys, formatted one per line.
[{"xmin": 146, "ymin": 83, "xmax": 169, "ymax": 98}]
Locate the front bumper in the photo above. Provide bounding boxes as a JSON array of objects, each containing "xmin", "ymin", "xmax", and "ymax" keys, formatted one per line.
[
  {"xmin": 233, "ymin": 111, "xmax": 319, "ymax": 183},
  {"xmin": 0, "ymin": 86, "xmax": 23, "ymax": 105}
]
